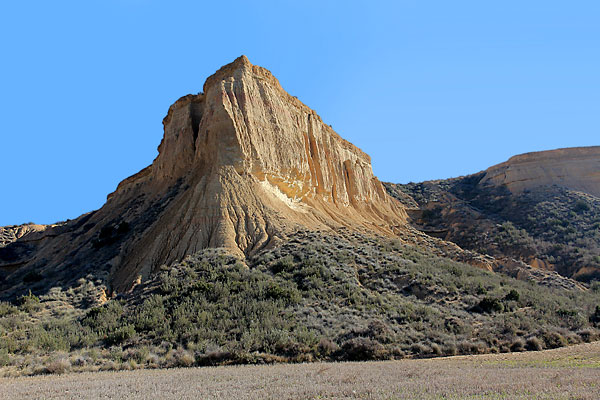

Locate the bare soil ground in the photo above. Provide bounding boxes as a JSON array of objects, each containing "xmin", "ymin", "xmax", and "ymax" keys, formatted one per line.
[{"xmin": 2, "ymin": 342, "xmax": 599, "ymax": 400}]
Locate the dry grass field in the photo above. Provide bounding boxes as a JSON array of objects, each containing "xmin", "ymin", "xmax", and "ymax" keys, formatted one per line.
[{"xmin": 1, "ymin": 342, "xmax": 599, "ymax": 399}]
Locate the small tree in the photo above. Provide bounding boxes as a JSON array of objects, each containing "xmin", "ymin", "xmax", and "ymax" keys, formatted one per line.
[{"xmin": 590, "ymin": 305, "xmax": 600, "ymax": 326}]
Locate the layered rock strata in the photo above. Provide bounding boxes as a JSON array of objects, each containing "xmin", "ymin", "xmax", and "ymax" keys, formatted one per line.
[
  {"xmin": 0, "ymin": 56, "xmax": 406, "ymax": 295},
  {"xmin": 482, "ymin": 146, "xmax": 600, "ymax": 196}
]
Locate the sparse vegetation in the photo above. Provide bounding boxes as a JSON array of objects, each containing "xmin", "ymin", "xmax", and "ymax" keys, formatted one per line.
[
  {"xmin": 1, "ymin": 230, "xmax": 600, "ymax": 376},
  {"xmin": 388, "ymin": 180, "xmax": 600, "ymax": 282}
]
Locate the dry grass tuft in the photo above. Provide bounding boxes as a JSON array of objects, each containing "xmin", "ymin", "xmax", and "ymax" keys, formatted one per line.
[{"xmin": 44, "ymin": 357, "xmax": 71, "ymax": 375}]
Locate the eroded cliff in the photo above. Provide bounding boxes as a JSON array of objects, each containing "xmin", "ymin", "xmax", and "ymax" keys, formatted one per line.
[
  {"xmin": 0, "ymin": 56, "xmax": 407, "ymax": 295},
  {"xmin": 482, "ymin": 146, "xmax": 600, "ymax": 196}
]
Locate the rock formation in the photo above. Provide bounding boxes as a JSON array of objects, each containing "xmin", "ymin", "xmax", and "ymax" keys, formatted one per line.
[
  {"xmin": 0, "ymin": 224, "xmax": 49, "ymax": 248},
  {"xmin": 0, "ymin": 56, "xmax": 406, "ymax": 295},
  {"xmin": 387, "ymin": 146, "xmax": 600, "ymax": 285},
  {"xmin": 481, "ymin": 146, "xmax": 600, "ymax": 196},
  {"xmin": 5, "ymin": 57, "xmax": 592, "ymax": 299}
]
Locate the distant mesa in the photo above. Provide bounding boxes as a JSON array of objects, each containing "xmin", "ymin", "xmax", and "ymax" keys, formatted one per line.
[
  {"xmin": 481, "ymin": 146, "xmax": 600, "ymax": 197},
  {"xmin": 386, "ymin": 145, "xmax": 600, "ymax": 285}
]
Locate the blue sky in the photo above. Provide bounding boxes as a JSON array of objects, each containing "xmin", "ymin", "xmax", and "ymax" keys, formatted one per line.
[{"xmin": 1, "ymin": 1, "xmax": 598, "ymax": 225}]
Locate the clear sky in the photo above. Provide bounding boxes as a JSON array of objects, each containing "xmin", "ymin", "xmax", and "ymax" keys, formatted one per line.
[{"xmin": 1, "ymin": 1, "xmax": 598, "ymax": 226}]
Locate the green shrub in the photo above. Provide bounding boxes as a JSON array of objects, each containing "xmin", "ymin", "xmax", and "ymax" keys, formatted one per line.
[
  {"xmin": 472, "ymin": 297, "xmax": 504, "ymax": 314},
  {"xmin": 0, "ymin": 349, "xmax": 9, "ymax": 366},
  {"xmin": 316, "ymin": 338, "xmax": 338, "ymax": 357},
  {"xmin": 590, "ymin": 306, "xmax": 600, "ymax": 326},
  {"xmin": 134, "ymin": 295, "xmax": 167, "ymax": 332},
  {"xmin": 341, "ymin": 338, "xmax": 386, "ymax": 361},
  {"xmin": 82, "ymin": 301, "xmax": 124, "ymax": 335},
  {"xmin": 541, "ymin": 331, "xmax": 567, "ymax": 349},
  {"xmin": 510, "ymin": 338, "xmax": 525, "ymax": 352},
  {"xmin": 18, "ymin": 291, "xmax": 41, "ymax": 313},
  {"xmin": 0, "ymin": 301, "xmax": 18, "ymax": 317},
  {"xmin": 574, "ymin": 200, "xmax": 590, "ymax": 213},
  {"xmin": 525, "ymin": 337, "xmax": 543, "ymax": 351},
  {"xmin": 107, "ymin": 324, "xmax": 136, "ymax": 345},
  {"xmin": 504, "ymin": 289, "xmax": 520, "ymax": 302}
]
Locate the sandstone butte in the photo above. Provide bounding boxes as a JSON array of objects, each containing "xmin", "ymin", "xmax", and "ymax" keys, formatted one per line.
[
  {"xmin": 481, "ymin": 146, "xmax": 600, "ymax": 196},
  {"xmin": 2, "ymin": 57, "xmax": 595, "ymax": 297},
  {"xmin": 0, "ymin": 56, "xmax": 408, "ymax": 294}
]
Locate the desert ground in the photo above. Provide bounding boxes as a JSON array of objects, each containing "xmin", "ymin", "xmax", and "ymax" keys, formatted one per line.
[{"xmin": 1, "ymin": 342, "xmax": 599, "ymax": 400}]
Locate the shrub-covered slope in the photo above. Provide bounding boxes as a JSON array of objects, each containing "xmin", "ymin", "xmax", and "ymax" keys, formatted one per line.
[
  {"xmin": 386, "ymin": 175, "xmax": 600, "ymax": 282},
  {"xmin": 2, "ymin": 230, "xmax": 599, "ymax": 375}
]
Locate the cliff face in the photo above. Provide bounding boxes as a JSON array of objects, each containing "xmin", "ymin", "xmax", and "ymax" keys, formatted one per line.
[
  {"xmin": 481, "ymin": 147, "xmax": 600, "ymax": 196},
  {"xmin": 0, "ymin": 56, "xmax": 406, "ymax": 295},
  {"xmin": 145, "ymin": 56, "xmax": 392, "ymax": 208}
]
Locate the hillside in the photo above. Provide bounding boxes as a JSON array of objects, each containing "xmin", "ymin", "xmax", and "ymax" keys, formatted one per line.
[
  {"xmin": 1, "ymin": 58, "xmax": 599, "ymax": 376},
  {"xmin": 386, "ymin": 147, "xmax": 600, "ymax": 282},
  {"xmin": 0, "ymin": 56, "xmax": 405, "ymax": 300},
  {"xmin": 1, "ymin": 230, "xmax": 599, "ymax": 375}
]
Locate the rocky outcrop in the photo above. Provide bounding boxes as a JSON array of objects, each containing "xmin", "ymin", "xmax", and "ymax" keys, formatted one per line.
[
  {"xmin": 0, "ymin": 224, "xmax": 49, "ymax": 247},
  {"xmin": 1, "ymin": 56, "xmax": 406, "ymax": 296},
  {"xmin": 388, "ymin": 146, "xmax": 600, "ymax": 285},
  {"xmin": 482, "ymin": 146, "xmax": 600, "ymax": 196}
]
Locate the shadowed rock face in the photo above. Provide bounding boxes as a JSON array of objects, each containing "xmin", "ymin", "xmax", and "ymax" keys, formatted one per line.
[
  {"xmin": 0, "ymin": 224, "xmax": 49, "ymax": 247},
  {"xmin": 0, "ymin": 56, "xmax": 406, "ymax": 295},
  {"xmin": 482, "ymin": 146, "xmax": 600, "ymax": 196}
]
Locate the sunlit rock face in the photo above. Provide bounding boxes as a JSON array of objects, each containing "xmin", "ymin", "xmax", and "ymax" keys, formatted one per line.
[
  {"xmin": 481, "ymin": 146, "xmax": 600, "ymax": 196},
  {"xmin": 0, "ymin": 56, "xmax": 407, "ymax": 294}
]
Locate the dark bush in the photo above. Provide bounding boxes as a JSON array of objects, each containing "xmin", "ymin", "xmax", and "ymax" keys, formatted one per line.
[
  {"xmin": 92, "ymin": 222, "xmax": 130, "ymax": 249},
  {"xmin": 317, "ymin": 338, "xmax": 339, "ymax": 357},
  {"xmin": 82, "ymin": 301, "xmax": 124, "ymax": 335},
  {"xmin": 196, "ymin": 351, "xmax": 236, "ymax": 366},
  {"xmin": 106, "ymin": 324, "xmax": 136, "ymax": 345},
  {"xmin": 573, "ymin": 200, "xmax": 590, "ymax": 213},
  {"xmin": 0, "ymin": 301, "xmax": 18, "ymax": 317},
  {"xmin": 341, "ymin": 338, "xmax": 386, "ymax": 361},
  {"xmin": 557, "ymin": 309, "xmax": 578, "ymax": 318},
  {"xmin": 541, "ymin": 331, "xmax": 567, "ymax": 349},
  {"xmin": 590, "ymin": 306, "xmax": 600, "ymax": 326},
  {"xmin": 577, "ymin": 329, "xmax": 599, "ymax": 343},
  {"xmin": 525, "ymin": 337, "xmax": 543, "ymax": 351},
  {"xmin": 510, "ymin": 338, "xmax": 525, "ymax": 352},
  {"xmin": 504, "ymin": 289, "xmax": 520, "ymax": 302},
  {"xmin": 270, "ymin": 256, "xmax": 294, "ymax": 274},
  {"xmin": 421, "ymin": 207, "xmax": 442, "ymax": 224},
  {"xmin": 471, "ymin": 297, "xmax": 504, "ymax": 314}
]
